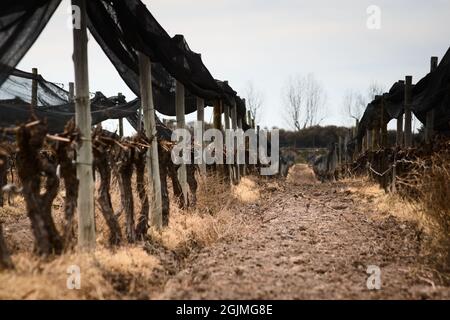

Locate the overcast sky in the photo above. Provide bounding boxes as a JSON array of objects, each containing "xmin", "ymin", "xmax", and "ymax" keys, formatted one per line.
[{"xmin": 17, "ymin": 0, "xmax": 450, "ymax": 133}]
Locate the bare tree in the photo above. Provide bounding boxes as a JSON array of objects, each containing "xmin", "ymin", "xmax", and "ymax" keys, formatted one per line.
[
  {"xmin": 244, "ymin": 81, "xmax": 264, "ymax": 123},
  {"xmin": 367, "ymin": 81, "xmax": 385, "ymax": 102},
  {"xmin": 283, "ymin": 73, "xmax": 327, "ymax": 131},
  {"xmin": 342, "ymin": 89, "xmax": 366, "ymax": 121},
  {"xmin": 343, "ymin": 81, "xmax": 385, "ymax": 124}
]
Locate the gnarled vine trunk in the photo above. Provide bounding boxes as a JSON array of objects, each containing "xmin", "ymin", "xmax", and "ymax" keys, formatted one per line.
[{"xmin": 16, "ymin": 121, "xmax": 62, "ymax": 256}]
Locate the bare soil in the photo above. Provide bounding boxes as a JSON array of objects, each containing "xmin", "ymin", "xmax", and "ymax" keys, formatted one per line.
[
  {"xmin": 1, "ymin": 165, "xmax": 449, "ymax": 299},
  {"xmin": 155, "ymin": 165, "xmax": 450, "ymax": 300}
]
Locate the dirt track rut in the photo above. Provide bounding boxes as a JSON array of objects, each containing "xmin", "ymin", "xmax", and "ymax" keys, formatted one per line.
[{"xmin": 154, "ymin": 165, "xmax": 449, "ymax": 300}]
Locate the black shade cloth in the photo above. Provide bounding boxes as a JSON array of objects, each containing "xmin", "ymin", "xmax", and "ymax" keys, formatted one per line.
[
  {"xmin": 0, "ymin": 68, "xmax": 140, "ymax": 133},
  {"xmin": 86, "ymin": 0, "xmax": 228, "ymax": 116},
  {"xmin": 0, "ymin": 0, "xmax": 62, "ymax": 86},
  {"xmin": 357, "ymin": 47, "xmax": 450, "ymax": 140},
  {"xmin": 0, "ymin": 0, "xmax": 248, "ymax": 125}
]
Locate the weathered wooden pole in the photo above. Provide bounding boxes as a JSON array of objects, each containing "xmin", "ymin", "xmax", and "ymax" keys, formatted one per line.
[
  {"xmin": 72, "ymin": 0, "xmax": 95, "ymax": 250},
  {"xmin": 238, "ymin": 116, "xmax": 245, "ymax": 177},
  {"xmin": 256, "ymin": 124, "xmax": 260, "ymax": 171},
  {"xmin": 231, "ymin": 102, "xmax": 240, "ymax": 182},
  {"xmin": 197, "ymin": 97, "xmax": 206, "ymax": 174},
  {"xmin": 354, "ymin": 119, "xmax": 360, "ymax": 158},
  {"xmin": 68, "ymin": 82, "xmax": 74, "ymax": 102},
  {"xmin": 404, "ymin": 76, "xmax": 413, "ymax": 147},
  {"xmin": 425, "ymin": 57, "xmax": 438, "ymax": 143},
  {"xmin": 117, "ymin": 93, "xmax": 124, "ymax": 137},
  {"xmin": 362, "ymin": 135, "xmax": 367, "ymax": 153},
  {"xmin": 366, "ymin": 129, "xmax": 372, "ymax": 151},
  {"xmin": 380, "ymin": 97, "xmax": 388, "ymax": 148},
  {"xmin": 175, "ymin": 80, "xmax": 188, "ymax": 205},
  {"xmin": 30, "ymin": 68, "xmax": 38, "ymax": 114},
  {"xmin": 213, "ymin": 100, "xmax": 222, "ymax": 131},
  {"xmin": 344, "ymin": 130, "xmax": 351, "ymax": 163},
  {"xmin": 338, "ymin": 136, "xmax": 343, "ymax": 165},
  {"xmin": 138, "ymin": 53, "xmax": 163, "ymax": 229},
  {"xmin": 223, "ymin": 103, "xmax": 234, "ymax": 184}
]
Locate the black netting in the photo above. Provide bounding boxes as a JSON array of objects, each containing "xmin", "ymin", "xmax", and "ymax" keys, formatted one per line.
[
  {"xmin": 0, "ymin": 68, "xmax": 69, "ymax": 106},
  {"xmin": 357, "ymin": 47, "xmax": 450, "ymax": 140},
  {"xmin": 0, "ymin": 68, "xmax": 140, "ymax": 134},
  {"xmin": 0, "ymin": 0, "xmax": 248, "ymax": 129},
  {"xmin": 0, "ymin": 0, "xmax": 62, "ymax": 86}
]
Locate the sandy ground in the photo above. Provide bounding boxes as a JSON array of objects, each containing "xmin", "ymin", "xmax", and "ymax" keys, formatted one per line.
[{"xmin": 155, "ymin": 165, "xmax": 450, "ymax": 300}]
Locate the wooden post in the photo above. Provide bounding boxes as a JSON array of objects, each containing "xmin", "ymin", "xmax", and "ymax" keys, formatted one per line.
[
  {"xmin": 231, "ymin": 102, "xmax": 240, "ymax": 182},
  {"xmin": 31, "ymin": 68, "xmax": 38, "ymax": 115},
  {"xmin": 353, "ymin": 119, "xmax": 360, "ymax": 158},
  {"xmin": 213, "ymin": 100, "xmax": 222, "ymax": 131},
  {"xmin": 138, "ymin": 53, "xmax": 163, "ymax": 229},
  {"xmin": 224, "ymin": 103, "xmax": 234, "ymax": 183},
  {"xmin": 366, "ymin": 129, "xmax": 372, "ymax": 151},
  {"xmin": 118, "ymin": 92, "xmax": 124, "ymax": 137},
  {"xmin": 118, "ymin": 118, "xmax": 124, "ymax": 137},
  {"xmin": 404, "ymin": 76, "xmax": 413, "ymax": 148},
  {"xmin": 238, "ymin": 116, "xmax": 245, "ymax": 177},
  {"xmin": 361, "ymin": 135, "xmax": 366, "ymax": 153},
  {"xmin": 344, "ymin": 133, "xmax": 349, "ymax": 163},
  {"xmin": 425, "ymin": 57, "xmax": 438, "ymax": 143},
  {"xmin": 338, "ymin": 136, "xmax": 343, "ymax": 165},
  {"xmin": 256, "ymin": 124, "xmax": 260, "ymax": 171},
  {"xmin": 380, "ymin": 97, "xmax": 388, "ymax": 148},
  {"xmin": 72, "ymin": 0, "xmax": 95, "ymax": 250},
  {"xmin": 175, "ymin": 80, "xmax": 188, "ymax": 205},
  {"xmin": 197, "ymin": 97, "xmax": 206, "ymax": 174},
  {"xmin": 68, "ymin": 82, "xmax": 74, "ymax": 102},
  {"xmin": 396, "ymin": 115, "xmax": 403, "ymax": 147}
]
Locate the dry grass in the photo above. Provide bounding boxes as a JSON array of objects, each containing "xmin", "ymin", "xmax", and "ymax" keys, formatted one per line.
[
  {"xmin": 397, "ymin": 151, "xmax": 450, "ymax": 268},
  {"xmin": 347, "ymin": 178, "xmax": 429, "ymax": 228},
  {"xmin": 0, "ymin": 171, "xmax": 259, "ymax": 299}
]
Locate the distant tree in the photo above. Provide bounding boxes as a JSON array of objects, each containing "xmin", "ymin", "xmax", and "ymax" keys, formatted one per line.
[
  {"xmin": 244, "ymin": 81, "xmax": 264, "ymax": 124},
  {"xmin": 342, "ymin": 90, "xmax": 366, "ymax": 121},
  {"xmin": 283, "ymin": 73, "xmax": 327, "ymax": 131},
  {"xmin": 343, "ymin": 81, "xmax": 385, "ymax": 125},
  {"xmin": 367, "ymin": 81, "xmax": 385, "ymax": 102}
]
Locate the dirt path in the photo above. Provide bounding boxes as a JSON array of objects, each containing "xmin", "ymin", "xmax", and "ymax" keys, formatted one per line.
[{"xmin": 154, "ymin": 165, "xmax": 450, "ymax": 300}]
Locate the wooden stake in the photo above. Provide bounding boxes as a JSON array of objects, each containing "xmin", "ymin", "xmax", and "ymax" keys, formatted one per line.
[
  {"xmin": 425, "ymin": 57, "xmax": 438, "ymax": 143},
  {"xmin": 231, "ymin": 101, "xmax": 240, "ymax": 182},
  {"xmin": 224, "ymin": 103, "xmax": 233, "ymax": 183},
  {"xmin": 213, "ymin": 100, "xmax": 222, "ymax": 131},
  {"xmin": 31, "ymin": 68, "xmax": 38, "ymax": 115},
  {"xmin": 338, "ymin": 136, "xmax": 342, "ymax": 164},
  {"xmin": 380, "ymin": 97, "xmax": 388, "ymax": 148},
  {"xmin": 238, "ymin": 116, "xmax": 245, "ymax": 177},
  {"xmin": 197, "ymin": 97, "xmax": 206, "ymax": 174},
  {"xmin": 396, "ymin": 115, "xmax": 403, "ymax": 147},
  {"xmin": 72, "ymin": 0, "xmax": 95, "ymax": 250},
  {"xmin": 175, "ymin": 80, "xmax": 188, "ymax": 206},
  {"xmin": 404, "ymin": 76, "xmax": 413, "ymax": 147},
  {"xmin": 366, "ymin": 129, "xmax": 372, "ymax": 151},
  {"xmin": 117, "ymin": 93, "xmax": 124, "ymax": 137},
  {"xmin": 68, "ymin": 82, "xmax": 74, "ymax": 102},
  {"xmin": 138, "ymin": 53, "xmax": 163, "ymax": 229}
]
